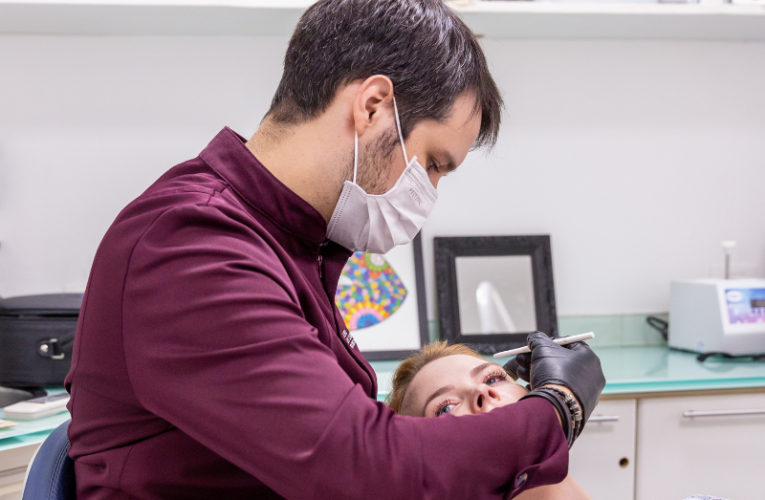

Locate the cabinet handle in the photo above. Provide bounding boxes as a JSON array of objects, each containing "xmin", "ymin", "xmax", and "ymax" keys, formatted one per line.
[
  {"xmin": 589, "ymin": 415, "xmax": 619, "ymax": 422},
  {"xmin": 682, "ymin": 409, "xmax": 765, "ymax": 418}
]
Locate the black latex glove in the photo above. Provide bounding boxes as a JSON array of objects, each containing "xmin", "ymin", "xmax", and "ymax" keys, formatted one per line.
[{"xmin": 504, "ymin": 331, "xmax": 606, "ymax": 423}]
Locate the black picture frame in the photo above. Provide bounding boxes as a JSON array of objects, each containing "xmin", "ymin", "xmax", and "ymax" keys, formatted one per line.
[
  {"xmin": 359, "ymin": 233, "xmax": 430, "ymax": 361},
  {"xmin": 434, "ymin": 235, "xmax": 558, "ymax": 355}
]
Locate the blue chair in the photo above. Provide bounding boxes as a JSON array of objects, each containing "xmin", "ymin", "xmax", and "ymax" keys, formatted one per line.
[{"xmin": 22, "ymin": 420, "xmax": 76, "ymax": 500}]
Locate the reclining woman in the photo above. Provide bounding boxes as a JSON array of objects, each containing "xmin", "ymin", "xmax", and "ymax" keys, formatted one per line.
[{"xmin": 386, "ymin": 341, "xmax": 592, "ymax": 500}]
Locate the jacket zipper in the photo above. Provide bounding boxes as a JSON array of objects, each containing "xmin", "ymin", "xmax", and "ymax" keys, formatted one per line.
[
  {"xmin": 317, "ymin": 238, "xmax": 329, "ymax": 281},
  {"xmin": 316, "ymin": 241, "xmax": 376, "ymax": 396}
]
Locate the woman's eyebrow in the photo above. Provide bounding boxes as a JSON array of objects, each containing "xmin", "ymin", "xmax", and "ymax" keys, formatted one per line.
[
  {"xmin": 469, "ymin": 362, "xmax": 496, "ymax": 378},
  {"xmin": 421, "ymin": 384, "xmax": 456, "ymax": 416}
]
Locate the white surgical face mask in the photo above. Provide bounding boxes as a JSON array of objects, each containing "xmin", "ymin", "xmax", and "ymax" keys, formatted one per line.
[{"xmin": 326, "ymin": 97, "xmax": 438, "ymax": 254}]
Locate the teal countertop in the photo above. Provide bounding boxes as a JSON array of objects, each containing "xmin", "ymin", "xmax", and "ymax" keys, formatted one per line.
[
  {"xmin": 370, "ymin": 346, "xmax": 765, "ymax": 400},
  {"xmin": 0, "ymin": 430, "xmax": 57, "ymax": 452},
  {"xmin": 592, "ymin": 346, "xmax": 765, "ymax": 395},
  {"xmin": 0, "ymin": 410, "xmax": 71, "ymax": 453},
  {"xmin": 4, "ymin": 346, "xmax": 765, "ymax": 452}
]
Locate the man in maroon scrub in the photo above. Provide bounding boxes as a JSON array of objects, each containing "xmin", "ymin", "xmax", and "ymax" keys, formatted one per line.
[{"xmin": 65, "ymin": 0, "xmax": 605, "ymax": 498}]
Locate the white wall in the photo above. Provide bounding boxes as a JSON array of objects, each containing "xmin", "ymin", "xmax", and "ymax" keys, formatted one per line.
[
  {"xmin": 0, "ymin": 35, "xmax": 286, "ymax": 294},
  {"xmin": 424, "ymin": 39, "xmax": 765, "ymax": 317},
  {"xmin": 1, "ymin": 35, "xmax": 763, "ymax": 318}
]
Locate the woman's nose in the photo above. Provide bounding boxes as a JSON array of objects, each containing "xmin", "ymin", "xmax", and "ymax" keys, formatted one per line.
[{"xmin": 472, "ymin": 385, "xmax": 501, "ymax": 413}]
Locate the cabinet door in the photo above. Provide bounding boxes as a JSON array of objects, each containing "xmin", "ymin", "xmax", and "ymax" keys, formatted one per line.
[
  {"xmin": 636, "ymin": 392, "xmax": 765, "ymax": 500},
  {"xmin": 569, "ymin": 399, "xmax": 636, "ymax": 500}
]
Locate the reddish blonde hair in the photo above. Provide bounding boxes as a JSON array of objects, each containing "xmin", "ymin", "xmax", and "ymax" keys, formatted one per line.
[{"xmin": 386, "ymin": 341, "xmax": 484, "ymax": 415}]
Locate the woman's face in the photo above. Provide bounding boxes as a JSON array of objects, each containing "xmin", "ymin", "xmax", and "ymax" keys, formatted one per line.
[{"xmin": 401, "ymin": 355, "xmax": 528, "ymax": 417}]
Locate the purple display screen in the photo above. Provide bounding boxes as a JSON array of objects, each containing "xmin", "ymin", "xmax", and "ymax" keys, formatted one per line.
[{"xmin": 726, "ymin": 288, "xmax": 765, "ymax": 324}]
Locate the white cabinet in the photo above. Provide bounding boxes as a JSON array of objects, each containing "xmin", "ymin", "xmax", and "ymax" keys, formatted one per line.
[
  {"xmin": 569, "ymin": 399, "xmax": 637, "ymax": 500},
  {"xmin": 0, "ymin": 442, "xmax": 38, "ymax": 500},
  {"xmin": 635, "ymin": 392, "xmax": 765, "ymax": 500},
  {"xmin": 0, "ymin": 478, "xmax": 23, "ymax": 500}
]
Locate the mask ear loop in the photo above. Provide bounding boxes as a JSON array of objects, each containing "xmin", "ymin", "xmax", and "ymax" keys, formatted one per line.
[
  {"xmin": 353, "ymin": 130, "xmax": 359, "ymax": 184},
  {"xmin": 392, "ymin": 97, "xmax": 409, "ymax": 164}
]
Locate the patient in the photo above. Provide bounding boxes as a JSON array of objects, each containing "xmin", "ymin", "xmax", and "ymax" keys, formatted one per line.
[{"xmin": 386, "ymin": 341, "xmax": 592, "ymax": 500}]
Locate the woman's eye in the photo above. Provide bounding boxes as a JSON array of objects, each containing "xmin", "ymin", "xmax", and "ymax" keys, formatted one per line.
[
  {"xmin": 429, "ymin": 161, "xmax": 441, "ymax": 173},
  {"xmin": 435, "ymin": 403, "xmax": 455, "ymax": 416},
  {"xmin": 484, "ymin": 371, "xmax": 507, "ymax": 386}
]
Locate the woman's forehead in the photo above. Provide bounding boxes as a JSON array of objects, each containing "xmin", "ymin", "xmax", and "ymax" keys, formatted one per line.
[
  {"xmin": 405, "ymin": 355, "xmax": 495, "ymax": 410},
  {"xmin": 416, "ymin": 354, "xmax": 489, "ymax": 383}
]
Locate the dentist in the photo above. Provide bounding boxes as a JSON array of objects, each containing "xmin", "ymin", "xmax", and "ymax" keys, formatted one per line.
[{"xmin": 65, "ymin": 1, "xmax": 605, "ymax": 499}]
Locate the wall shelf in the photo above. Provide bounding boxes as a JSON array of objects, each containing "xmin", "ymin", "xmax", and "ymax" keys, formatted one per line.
[
  {"xmin": 0, "ymin": 1, "xmax": 311, "ymax": 37},
  {"xmin": 459, "ymin": 1, "xmax": 765, "ymax": 40},
  {"xmin": 1, "ymin": 0, "xmax": 764, "ymax": 40}
]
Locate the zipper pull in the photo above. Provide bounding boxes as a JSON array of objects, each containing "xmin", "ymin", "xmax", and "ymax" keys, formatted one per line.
[{"xmin": 317, "ymin": 254, "xmax": 323, "ymax": 279}]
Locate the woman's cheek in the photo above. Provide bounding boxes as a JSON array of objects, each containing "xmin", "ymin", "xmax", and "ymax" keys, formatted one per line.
[{"xmin": 500, "ymin": 382, "xmax": 530, "ymax": 405}]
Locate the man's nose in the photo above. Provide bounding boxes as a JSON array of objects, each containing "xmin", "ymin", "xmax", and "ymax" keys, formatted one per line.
[{"xmin": 471, "ymin": 385, "xmax": 500, "ymax": 413}]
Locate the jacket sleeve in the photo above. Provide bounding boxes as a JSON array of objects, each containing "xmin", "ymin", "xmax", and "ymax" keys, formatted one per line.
[{"xmin": 122, "ymin": 204, "xmax": 568, "ymax": 500}]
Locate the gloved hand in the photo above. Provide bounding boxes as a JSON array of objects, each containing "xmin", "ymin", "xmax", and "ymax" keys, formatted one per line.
[{"xmin": 504, "ymin": 331, "xmax": 606, "ymax": 423}]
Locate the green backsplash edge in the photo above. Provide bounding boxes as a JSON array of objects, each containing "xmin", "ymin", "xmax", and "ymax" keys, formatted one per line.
[{"xmin": 427, "ymin": 312, "xmax": 669, "ymax": 348}]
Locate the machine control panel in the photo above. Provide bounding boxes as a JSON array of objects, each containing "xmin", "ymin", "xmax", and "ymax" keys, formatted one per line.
[{"xmin": 725, "ymin": 288, "xmax": 765, "ymax": 325}]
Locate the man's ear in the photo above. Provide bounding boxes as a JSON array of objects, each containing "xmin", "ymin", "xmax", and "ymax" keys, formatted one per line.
[{"xmin": 353, "ymin": 75, "xmax": 394, "ymax": 138}]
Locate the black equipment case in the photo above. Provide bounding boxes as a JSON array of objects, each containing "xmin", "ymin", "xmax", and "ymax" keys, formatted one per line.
[{"xmin": 0, "ymin": 294, "xmax": 82, "ymax": 387}]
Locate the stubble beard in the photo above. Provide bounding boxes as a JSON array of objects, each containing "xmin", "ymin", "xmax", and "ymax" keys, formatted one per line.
[{"xmin": 349, "ymin": 127, "xmax": 400, "ymax": 196}]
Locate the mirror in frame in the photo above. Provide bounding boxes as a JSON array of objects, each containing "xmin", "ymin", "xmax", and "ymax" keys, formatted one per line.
[{"xmin": 434, "ymin": 235, "xmax": 558, "ymax": 355}]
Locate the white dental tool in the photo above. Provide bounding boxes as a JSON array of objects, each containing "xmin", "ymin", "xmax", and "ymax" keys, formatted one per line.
[{"xmin": 492, "ymin": 332, "xmax": 595, "ymax": 358}]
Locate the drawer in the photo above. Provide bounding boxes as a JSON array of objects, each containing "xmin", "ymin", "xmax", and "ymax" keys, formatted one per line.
[
  {"xmin": 0, "ymin": 443, "xmax": 39, "ymax": 476},
  {"xmin": 0, "ymin": 442, "xmax": 40, "ymax": 500},
  {"xmin": 635, "ymin": 392, "xmax": 765, "ymax": 500},
  {"xmin": 0, "ymin": 479, "xmax": 23, "ymax": 500}
]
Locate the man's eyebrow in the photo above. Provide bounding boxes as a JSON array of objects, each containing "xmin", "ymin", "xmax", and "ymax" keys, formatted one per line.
[
  {"xmin": 469, "ymin": 362, "xmax": 497, "ymax": 379},
  {"xmin": 420, "ymin": 384, "xmax": 455, "ymax": 416}
]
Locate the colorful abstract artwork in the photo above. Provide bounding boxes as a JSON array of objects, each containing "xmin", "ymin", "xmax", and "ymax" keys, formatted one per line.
[{"xmin": 335, "ymin": 252, "xmax": 408, "ymax": 330}]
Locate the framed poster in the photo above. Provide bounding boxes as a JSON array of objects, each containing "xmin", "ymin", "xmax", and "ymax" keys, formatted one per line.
[{"xmin": 334, "ymin": 233, "xmax": 429, "ymax": 361}]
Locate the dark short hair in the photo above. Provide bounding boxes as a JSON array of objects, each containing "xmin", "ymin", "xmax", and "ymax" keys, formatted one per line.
[{"xmin": 267, "ymin": 0, "xmax": 503, "ymax": 149}]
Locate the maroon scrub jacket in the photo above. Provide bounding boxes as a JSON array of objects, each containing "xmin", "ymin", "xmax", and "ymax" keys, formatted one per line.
[{"xmin": 65, "ymin": 128, "xmax": 568, "ymax": 499}]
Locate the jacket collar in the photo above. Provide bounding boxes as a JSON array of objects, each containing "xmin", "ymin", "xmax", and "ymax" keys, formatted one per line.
[{"xmin": 199, "ymin": 127, "xmax": 330, "ymax": 248}]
